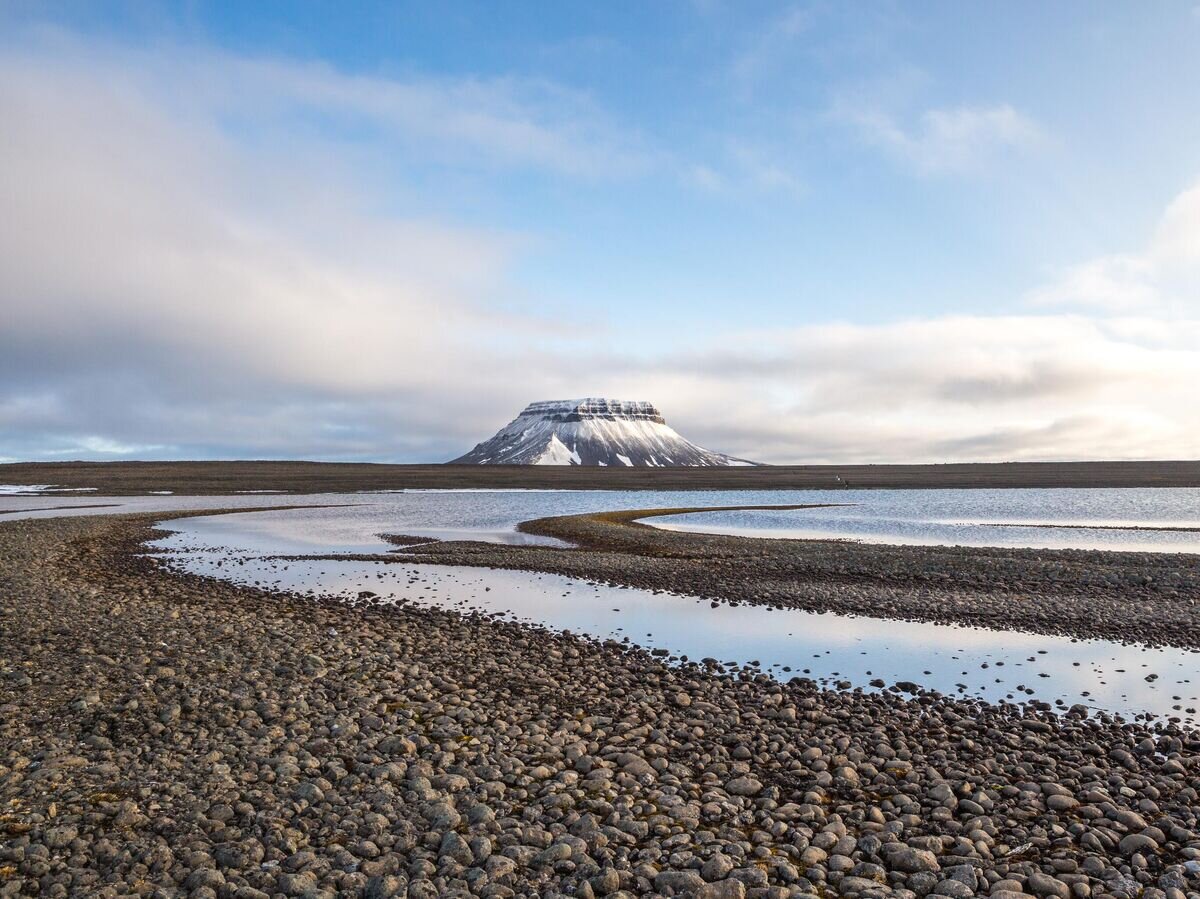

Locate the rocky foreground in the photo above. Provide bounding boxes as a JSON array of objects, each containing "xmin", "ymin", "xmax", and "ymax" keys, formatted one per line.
[{"xmin": 2, "ymin": 513, "xmax": 1200, "ymax": 899}]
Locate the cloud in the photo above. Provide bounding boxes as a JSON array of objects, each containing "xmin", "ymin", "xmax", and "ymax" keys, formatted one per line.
[
  {"xmin": 839, "ymin": 101, "xmax": 1045, "ymax": 174},
  {"xmin": 50, "ymin": 437, "xmax": 169, "ymax": 456},
  {"xmin": 228, "ymin": 60, "xmax": 654, "ymax": 178},
  {"xmin": 9, "ymin": 29, "xmax": 654, "ymax": 180},
  {"xmin": 683, "ymin": 142, "xmax": 806, "ymax": 197},
  {"xmin": 730, "ymin": 4, "xmax": 815, "ymax": 87},
  {"xmin": 1, "ymin": 29, "xmax": 1197, "ymax": 466},
  {"xmin": 1029, "ymin": 181, "xmax": 1200, "ymax": 312},
  {"xmin": 595, "ymin": 313, "xmax": 1200, "ymax": 464},
  {"xmin": 0, "ymin": 71, "xmax": 506, "ymax": 386},
  {"xmin": 0, "ymin": 33, "xmax": 571, "ymax": 460}
]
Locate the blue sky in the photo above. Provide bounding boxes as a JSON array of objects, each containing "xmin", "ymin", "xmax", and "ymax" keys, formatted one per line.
[{"xmin": 2, "ymin": 2, "xmax": 1200, "ymax": 462}]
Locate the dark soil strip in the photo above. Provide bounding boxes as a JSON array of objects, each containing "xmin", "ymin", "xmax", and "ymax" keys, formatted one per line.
[{"xmin": 4, "ymin": 458, "xmax": 1200, "ymax": 494}]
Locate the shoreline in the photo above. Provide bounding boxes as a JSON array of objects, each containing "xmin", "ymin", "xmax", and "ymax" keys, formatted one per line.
[
  {"xmin": 3, "ymin": 511, "xmax": 1200, "ymax": 898},
  {"xmin": 3, "ymin": 459, "xmax": 1200, "ymax": 495},
  {"xmin": 366, "ymin": 506, "xmax": 1200, "ymax": 651}
]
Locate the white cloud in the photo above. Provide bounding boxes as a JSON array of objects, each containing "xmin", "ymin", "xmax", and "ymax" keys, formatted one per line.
[
  {"xmin": 727, "ymin": 142, "xmax": 806, "ymax": 195},
  {"xmin": 51, "ymin": 437, "xmax": 169, "ymax": 456},
  {"xmin": 0, "ymin": 38, "xmax": 554, "ymax": 386},
  {"xmin": 539, "ymin": 181, "xmax": 1200, "ymax": 462},
  {"xmin": 1, "ymin": 31, "xmax": 1197, "ymax": 466},
  {"xmin": 12, "ymin": 30, "xmax": 653, "ymax": 180},
  {"xmin": 1029, "ymin": 181, "xmax": 1200, "ymax": 312},
  {"xmin": 683, "ymin": 143, "xmax": 805, "ymax": 197},
  {"xmin": 0, "ymin": 34, "xmax": 568, "ymax": 459},
  {"xmin": 730, "ymin": 4, "xmax": 815, "ymax": 87},
  {"xmin": 840, "ymin": 102, "xmax": 1045, "ymax": 174},
  {"xmin": 579, "ymin": 313, "xmax": 1199, "ymax": 464},
  {"xmin": 225, "ymin": 60, "xmax": 653, "ymax": 178}
]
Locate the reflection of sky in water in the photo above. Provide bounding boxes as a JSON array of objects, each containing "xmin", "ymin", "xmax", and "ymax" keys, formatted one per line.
[
  {"xmin": 82, "ymin": 484, "xmax": 1200, "ymax": 554},
  {"xmin": 8, "ymin": 488, "xmax": 1197, "ymax": 724},
  {"xmin": 648, "ymin": 492, "xmax": 1200, "ymax": 553},
  {"xmin": 154, "ymin": 513, "xmax": 1200, "ymax": 727}
]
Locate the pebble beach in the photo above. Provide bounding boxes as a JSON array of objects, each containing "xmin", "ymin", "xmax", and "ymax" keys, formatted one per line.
[{"xmin": 2, "ymin": 510, "xmax": 1200, "ymax": 899}]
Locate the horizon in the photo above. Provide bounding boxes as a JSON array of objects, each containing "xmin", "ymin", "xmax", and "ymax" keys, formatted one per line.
[{"xmin": 2, "ymin": 2, "xmax": 1199, "ymax": 465}]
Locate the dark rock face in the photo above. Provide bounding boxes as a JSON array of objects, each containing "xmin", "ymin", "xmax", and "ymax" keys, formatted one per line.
[{"xmin": 450, "ymin": 398, "xmax": 754, "ymax": 467}]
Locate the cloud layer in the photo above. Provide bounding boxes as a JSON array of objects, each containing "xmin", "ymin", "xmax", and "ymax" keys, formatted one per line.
[
  {"xmin": 1, "ymin": 33, "xmax": 1198, "ymax": 464},
  {"xmin": 838, "ymin": 101, "xmax": 1045, "ymax": 175},
  {"xmin": 1028, "ymin": 182, "xmax": 1200, "ymax": 314}
]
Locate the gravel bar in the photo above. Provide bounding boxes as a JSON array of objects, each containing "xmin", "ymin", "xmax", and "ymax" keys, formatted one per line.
[{"xmin": 375, "ymin": 506, "xmax": 1200, "ymax": 650}]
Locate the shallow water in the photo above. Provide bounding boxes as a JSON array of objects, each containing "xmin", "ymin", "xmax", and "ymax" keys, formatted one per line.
[
  {"xmin": 15, "ymin": 485, "xmax": 1197, "ymax": 551},
  {"xmin": 9, "ymin": 486, "xmax": 1200, "ymax": 723},
  {"xmin": 0, "ymin": 492, "xmax": 354, "ymax": 520},
  {"xmin": 151, "ymin": 500, "xmax": 1200, "ymax": 727},
  {"xmin": 646, "ymin": 488, "xmax": 1200, "ymax": 553}
]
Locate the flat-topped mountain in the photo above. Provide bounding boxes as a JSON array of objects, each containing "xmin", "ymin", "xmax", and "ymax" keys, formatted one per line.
[{"xmin": 450, "ymin": 398, "xmax": 755, "ymax": 467}]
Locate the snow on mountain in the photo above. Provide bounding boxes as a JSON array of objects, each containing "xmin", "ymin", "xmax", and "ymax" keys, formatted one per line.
[{"xmin": 449, "ymin": 398, "xmax": 756, "ymax": 467}]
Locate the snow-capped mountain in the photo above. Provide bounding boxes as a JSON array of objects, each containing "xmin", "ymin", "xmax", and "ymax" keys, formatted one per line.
[{"xmin": 450, "ymin": 398, "xmax": 755, "ymax": 467}]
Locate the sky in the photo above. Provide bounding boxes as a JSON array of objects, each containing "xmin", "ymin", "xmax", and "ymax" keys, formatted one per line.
[{"xmin": 2, "ymin": 1, "xmax": 1199, "ymax": 464}]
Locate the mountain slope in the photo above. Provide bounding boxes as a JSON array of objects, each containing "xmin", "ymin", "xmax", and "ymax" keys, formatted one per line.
[{"xmin": 450, "ymin": 399, "xmax": 755, "ymax": 467}]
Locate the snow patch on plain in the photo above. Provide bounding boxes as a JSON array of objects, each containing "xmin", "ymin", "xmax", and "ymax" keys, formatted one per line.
[{"xmin": 0, "ymin": 484, "xmax": 98, "ymax": 495}]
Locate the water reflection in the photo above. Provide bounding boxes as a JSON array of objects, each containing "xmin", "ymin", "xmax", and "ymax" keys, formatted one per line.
[
  {"xmin": 5, "ymin": 486, "xmax": 1200, "ymax": 552},
  {"xmin": 153, "ymin": 517, "xmax": 1200, "ymax": 727},
  {"xmin": 649, "ymin": 495, "xmax": 1200, "ymax": 553}
]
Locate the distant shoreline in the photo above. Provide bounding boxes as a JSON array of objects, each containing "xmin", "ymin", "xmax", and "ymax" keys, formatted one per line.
[{"xmin": 2, "ymin": 458, "xmax": 1199, "ymax": 494}]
